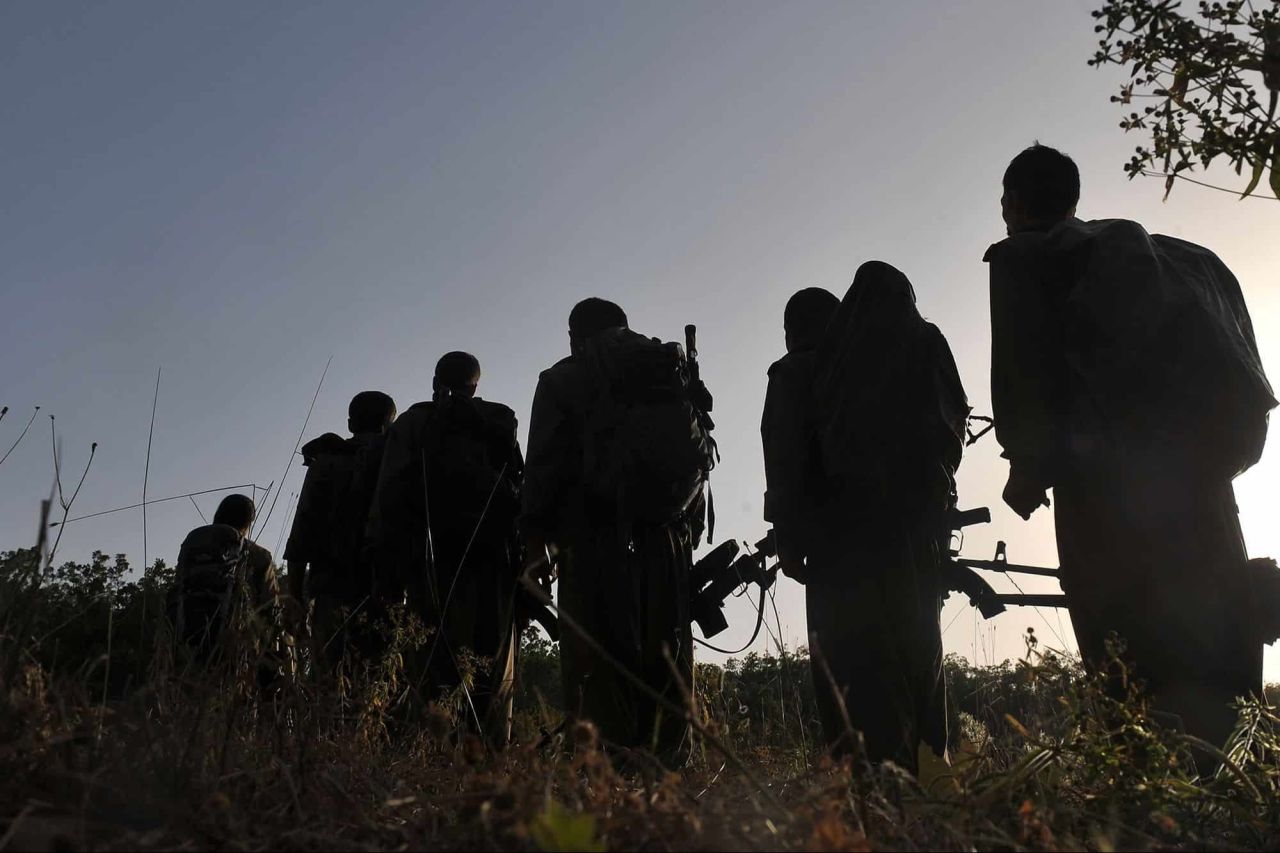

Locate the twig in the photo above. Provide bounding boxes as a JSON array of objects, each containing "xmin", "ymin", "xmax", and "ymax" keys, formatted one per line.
[
  {"xmin": 47, "ymin": 438, "xmax": 98, "ymax": 568},
  {"xmin": 1140, "ymin": 169, "xmax": 1280, "ymax": 200},
  {"xmin": 50, "ymin": 416, "xmax": 65, "ymax": 506},
  {"xmin": 255, "ymin": 356, "xmax": 331, "ymax": 538},
  {"xmin": 0, "ymin": 804, "xmax": 36, "ymax": 850},
  {"xmin": 517, "ymin": 571, "xmax": 789, "ymax": 819},
  {"xmin": 272, "ymin": 490, "xmax": 299, "ymax": 557},
  {"xmin": 51, "ymin": 483, "xmax": 268, "ymax": 526},
  {"xmin": 811, "ymin": 640, "xmax": 861, "ymax": 763},
  {"xmin": 143, "ymin": 367, "xmax": 161, "ymax": 569},
  {"xmin": 189, "ymin": 495, "xmax": 208, "ymax": 524},
  {"xmin": 97, "ymin": 601, "xmax": 116, "ymax": 748},
  {"xmin": 0, "ymin": 405, "xmax": 40, "ymax": 469}
]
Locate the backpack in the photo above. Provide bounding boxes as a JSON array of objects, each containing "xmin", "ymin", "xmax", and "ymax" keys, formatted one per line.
[
  {"xmin": 305, "ymin": 435, "xmax": 384, "ymax": 573},
  {"xmin": 170, "ymin": 523, "xmax": 247, "ymax": 644},
  {"xmin": 814, "ymin": 325, "xmax": 968, "ymax": 514},
  {"xmin": 1046, "ymin": 219, "xmax": 1276, "ymax": 478},
  {"xmin": 419, "ymin": 397, "xmax": 520, "ymax": 535},
  {"xmin": 580, "ymin": 327, "xmax": 716, "ymax": 526}
]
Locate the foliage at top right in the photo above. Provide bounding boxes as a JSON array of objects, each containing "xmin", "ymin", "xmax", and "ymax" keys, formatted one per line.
[{"xmin": 1091, "ymin": 0, "xmax": 1280, "ymax": 199}]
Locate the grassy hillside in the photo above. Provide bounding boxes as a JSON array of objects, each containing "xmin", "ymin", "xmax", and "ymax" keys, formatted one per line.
[{"xmin": 2, "ymin": 547, "xmax": 1279, "ymax": 851}]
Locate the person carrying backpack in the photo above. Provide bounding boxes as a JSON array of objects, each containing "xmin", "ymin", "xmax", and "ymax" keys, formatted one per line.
[
  {"xmin": 521, "ymin": 298, "xmax": 715, "ymax": 767},
  {"xmin": 171, "ymin": 493, "xmax": 281, "ymax": 672},
  {"xmin": 369, "ymin": 352, "xmax": 524, "ymax": 745},
  {"xmin": 284, "ymin": 390, "xmax": 397, "ymax": 678},
  {"xmin": 762, "ymin": 272, "xmax": 968, "ymax": 773},
  {"xmin": 986, "ymin": 144, "xmax": 1276, "ymax": 747}
]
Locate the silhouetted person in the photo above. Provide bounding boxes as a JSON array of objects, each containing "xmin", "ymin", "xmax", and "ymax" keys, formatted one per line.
[
  {"xmin": 986, "ymin": 143, "xmax": 1275, "ymax": 745},
  {"xmin": 171, "ymin": 493, "xmax": 280, "ymax": 668},
  {"xmin": 370, "ymin": 352, "xmax": 523, "ymax": 744},
  {"xmin": 522, "ymin": 298, "xmax": 714, "ymax": 767},
  {"xmin": 284, "ymin": 390, "xmax": 397, "ymax": 677},
  {"xmin": 765, "ymin": 269, "xmax": 967, "ymax": 773}
]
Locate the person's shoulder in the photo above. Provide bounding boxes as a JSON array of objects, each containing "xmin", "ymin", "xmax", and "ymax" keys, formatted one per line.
[
  {"xmin": 542, "ymin": 354, "xmax": 577, "ymax": 373},
  {"xmin": 300, "ymin": 432, "xmax": 348, "ymax": 465},
  {"xmin": 473, "ymin": 397, "xmax": 516, "ymax": 421},
  {"xmin": 983, "ymin": 231, "xmax": 1051, "ymax": 265},
  {"xmin": 538, "ymin": 355, "xmax": 583, "ymax": 385},
  {"xmin": 244, "ymin": 539, "xmax": 273, "ymax": 567},
  {"xmin": 920, "ymin": 321, "xmax": 956, "ymax": 355},
  {"xmin": 403, "ymin": 400, "xmax": 434, "ymax": 418},
  {"xmin": 388, "ymin": 401, "xmax": 433, "ymax": 432},
  {"xmin": 767, "ymin": 350, "xmax": 817, "ymax": 380},
  {"xmin": 181, "ymin": 523, "xmax": 237, "ymax": 548},
  {"xmin": 472, "ymin": 398, "xmax": 518, "ymax": 434}
]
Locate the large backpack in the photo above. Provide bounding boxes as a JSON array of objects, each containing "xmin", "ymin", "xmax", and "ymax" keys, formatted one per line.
[
  {"xmin": 170, "ymin": 523, "xmax": 247, "ymax": 645},
  {"xmin": 322, "ymin": 437, "xmax": 384, "ymax": 573},
  {"xmin": 419, "ymin": 397, "xmax": 520, "ymax": 535},
  {"xmin": 580, "ymin": 327, "xmax": 716, "ymax": 527},
  {"xmin": 1045, "ymin": 219, "xmax": 1276, "ymax": 477}
]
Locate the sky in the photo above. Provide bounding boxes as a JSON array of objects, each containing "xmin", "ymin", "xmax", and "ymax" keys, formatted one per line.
[{"xmin": 3, "ymin": 0, "xmax": 1279, "ymax": 679}]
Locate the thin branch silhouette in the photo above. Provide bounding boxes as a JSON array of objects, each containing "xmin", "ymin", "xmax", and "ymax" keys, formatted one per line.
[
  {"xmin": 51, "ymin": 483, "xmax": 269, "ymax": 527},
  {"xmin": 143, "ymin": 367, "xmax": 161, "ymax": 569},
  {"xmin": 255, "ymin": 356, "xmax": 331, "ymax": 538},
  {"xmin": 47, "ymin": 439, "xmax": 98, "ymax": 567},
  {"xmin": 0, "ymin": 405, "xmax": 40, "ymax": 469}
]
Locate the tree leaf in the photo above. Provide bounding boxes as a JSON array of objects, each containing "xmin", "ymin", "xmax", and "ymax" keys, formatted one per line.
[
  {"xmin": 530, "ymin": 800, "xmax": 606, "ymax": 853},
  {"xmin": 1241, "ymin": 157, "xmax": 1266, "ymax": 199},
  {"xmin": 1271, "ymin": 142, "xmax": 1280, "ymax": 201}
]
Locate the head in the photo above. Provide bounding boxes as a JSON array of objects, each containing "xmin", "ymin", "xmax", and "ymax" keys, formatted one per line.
[
  {"xmin": 568, "ymin": 298, "xmax": 628, "ymax": 354},
  {"xmin": 348, "ymin": 390, "xmax": 397, "ymax": 435},
  {"xmin": 846, "ymin": 261, "xmax": 920, "ymax": 326},
  {"xmin": 1001, "ymin": 144, "xmax": 1080, "ymax": 235},
  {"xmin": 213, "ymin": 493, "xmax": 256, "ymax": 536},
  {"xmin": 433, "ymin": 351, "xmax": 481, "ymax": 400},
  {"xmin": 783, "ymin": 287, "xmax": 840, "ymax": 353}
]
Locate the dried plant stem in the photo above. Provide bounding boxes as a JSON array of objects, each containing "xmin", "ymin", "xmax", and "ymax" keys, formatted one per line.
[
  {"xmin": 518, "ymin": 571, "xmax": 788, "ymax": 819},
  {"xmin": 255, "ymin": 356, "xmax": 331, "ymax": 538},
  {"xmin": 53, "ymin": 483, "xmax": 267, "ymax": 527},
  {"xmin": 0, "ymin": 405, "xmax": 40, "ymax": 469},
  {"xmin": 143, "ymin": 367, "xmax": 161, "ymax": 569},
  {"xmin": 47, "ymin": 417, "xmax": 97, "ymax": 563}
]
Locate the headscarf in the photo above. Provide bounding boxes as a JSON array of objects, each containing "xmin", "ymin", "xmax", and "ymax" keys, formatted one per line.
[{"xmin": 813, "ymin": 261, "xmax": 967, "ymax": 500}]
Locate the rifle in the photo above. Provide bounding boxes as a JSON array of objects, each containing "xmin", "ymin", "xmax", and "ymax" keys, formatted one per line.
[
  {"xmin": 945, "ymin": 506, "xmax": 1067, "ymax": 617},
  {"xmin": 690, "ymin": 532, "xmax": 777, "ymax": 638},
  {"xmin": 684, "ymin": 324, "xmax": 715, "ymax": 426}
]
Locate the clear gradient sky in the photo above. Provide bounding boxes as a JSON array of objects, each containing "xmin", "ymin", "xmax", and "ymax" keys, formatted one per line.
[{"xmin": 3, "ymin": 1, "xmax": 1278, "ymax": 678}]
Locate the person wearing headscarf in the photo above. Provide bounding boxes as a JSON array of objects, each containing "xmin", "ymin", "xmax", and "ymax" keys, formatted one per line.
[{"xmin": 764, "ymin": 263, "xmax": 967, "ymax": 772}]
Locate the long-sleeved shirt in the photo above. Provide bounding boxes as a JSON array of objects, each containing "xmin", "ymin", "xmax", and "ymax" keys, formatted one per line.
[
  {"xmin": 761, "ymin": 349, "xmax": 821, "ymax": 531},
  {"xmin": 520, "ymin": 356, "xmax": 589, "ymax": 542},
  {"xmin": 985, "ymin": 230, "xmax": 1068, "ymax": 486}
]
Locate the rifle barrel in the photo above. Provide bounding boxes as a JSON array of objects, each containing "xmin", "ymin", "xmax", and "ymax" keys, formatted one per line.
[
  {"xmin": 956, "ymin": 558, "xmax": 1060, "ymax": 578},
  {"xmin": 993, "ymin": 593, "xmax": 1068, "ymax": 609}
]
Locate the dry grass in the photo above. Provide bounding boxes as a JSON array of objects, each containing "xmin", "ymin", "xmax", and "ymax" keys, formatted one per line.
[{"xmin": 2, "ymin": 548, "xmax": 1280, "ymax": 852}]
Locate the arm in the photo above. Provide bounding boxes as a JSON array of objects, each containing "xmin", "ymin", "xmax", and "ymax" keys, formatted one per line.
[
  {"xmin": 520, "ymin": 370, "xmax": 574, "ymax": 557},
  {"xmin": 986, "ymin": 238, "xmax": 1063, "ymax": 518},
  {"xmin": 368, "ymin": 415, "xmax": 421, "ymax": 607},
  {"xmin": 282, "ymin": 465, "xmax": 327, "ymax": 604},
  {"xmin": 761, "ymin": 356, "xmax": 815, "ymax": 581}
]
